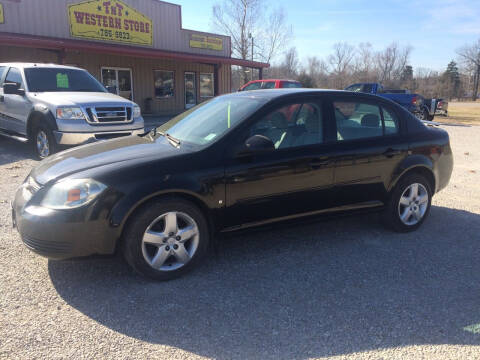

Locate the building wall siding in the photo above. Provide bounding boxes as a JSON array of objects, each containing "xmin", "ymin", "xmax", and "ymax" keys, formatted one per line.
[
  {"xmin": 1, "ymin": 46, "xmax": 232, "ymax": 115},
  {"xmin": 0, "ymin": 0, "xmax": 231, "ymax": 57}
]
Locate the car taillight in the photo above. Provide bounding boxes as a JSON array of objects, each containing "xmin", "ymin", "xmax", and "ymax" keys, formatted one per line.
[{"xmin": 411, "ymin": 96, "xmax": 418, "ymax": 106}]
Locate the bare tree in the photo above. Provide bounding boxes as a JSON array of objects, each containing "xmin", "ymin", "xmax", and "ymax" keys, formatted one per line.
[
  {"xmin": 328, "ymin": 42, "xmax": 355, "ymax": 88},
  {"xmin": 255, "ymin": 7, "xmax": 292, "ymax": 64},
  {"xmin": 212, "ymin": 0, "xmax": 291, "ymax": 85},
  {"xmin": 282, "ymin": 47, "xmax": 299, "ymax": 78},
  {"xmin": 457, "ymin": 39, "xmax": 480, "ymax": 101},
  {"xmin": 375, "ymin": 43, "xmax": 412, "ymax": 87},
  {"xmin": 353, "ymin": 42, "xmax": 375, "ymax": 82}
]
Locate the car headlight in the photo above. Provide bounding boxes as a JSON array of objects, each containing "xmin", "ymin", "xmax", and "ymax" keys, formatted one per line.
[
  {"xmin": 56, "ymin": 107, "xmax": 85, "ymax": 120},
  {"xmin": 40, "ymin": 179, "xmax": 106, "ymax": 209},
  {"xmin": 133, "ymin": 105, "xmax": 141, "ymax": 118}
]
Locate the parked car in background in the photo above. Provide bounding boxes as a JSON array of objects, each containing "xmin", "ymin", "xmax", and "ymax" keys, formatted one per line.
[
  {"xmin": 239, "ymin": 79, "xmax": 302, "ymax": 91},
  {"xmin": 13, "ymin": 89, "xmax": 453, "ymax": 280},
  {"xmin": 435, "ymin": 98, "xmax": 448, "ymax": 116},
  {"xmin": 345, "ymin": 82, "xmax": 436, "ymax": 121},
  {"xmin": 0, "ymin": 63, "xmax": 144, "ymax": 159}
]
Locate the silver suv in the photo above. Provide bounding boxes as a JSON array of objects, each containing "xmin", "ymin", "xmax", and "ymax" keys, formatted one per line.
[{"xmin": 0, "ymin": 63, "xmax": 144, "ymax": 159}]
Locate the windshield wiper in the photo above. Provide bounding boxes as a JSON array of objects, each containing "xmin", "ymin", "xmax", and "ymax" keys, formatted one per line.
[
  {"xmin": 155, "ymin": 130, "xmax": 181, "ymax": 147},
  {"xmin": 166, "ymin": 133, "xmax": 181, "ymax": 146}
]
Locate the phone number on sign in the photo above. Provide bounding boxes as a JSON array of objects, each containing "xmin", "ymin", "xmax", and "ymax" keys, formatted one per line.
[{"xmin": 99, "ymin": 29, "xmax": 131, "ymax": 40}]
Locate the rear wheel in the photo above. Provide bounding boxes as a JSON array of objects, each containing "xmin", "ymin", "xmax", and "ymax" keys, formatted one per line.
[
  {"xmin": 417, "ymin": 109, "xmax": 429, "ymax": 121},
  {"xmin": 31, "ymin": 124, "xmax": 57, "ymax": 160},
  {"xmin": 383, "ymin": 173, "xmax": 432, "ymax": 232},
  {"xmin": 122, "ymin": 198, "xmax": 210, "ymax": 281}
]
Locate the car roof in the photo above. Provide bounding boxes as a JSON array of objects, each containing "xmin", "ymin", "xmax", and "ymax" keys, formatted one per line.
[
  {"xmin": 0, "ymin": 62, "xmax": 84, "ymax": 71},
  {"xmin": 246, "ymin": 79, "xmax": 300, "ymax": 83},
  {"xmin": 227, "ymin": 88, "xmax": 388, "ymax": 101}
]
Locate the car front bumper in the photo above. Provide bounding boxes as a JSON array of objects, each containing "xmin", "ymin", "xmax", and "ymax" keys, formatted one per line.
[
  {"xmin": 12, "ymin": 183, "xmax": 119, "ymax": 259},
  {"xmin": 53, "ymin": 128, "xmax": 145, "ymax": 145}
]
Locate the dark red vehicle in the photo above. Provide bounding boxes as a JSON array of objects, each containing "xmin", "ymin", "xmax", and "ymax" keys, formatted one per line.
[{"xmin": 239, "ymin": 79, "xmax": 302, "ymax": 91}]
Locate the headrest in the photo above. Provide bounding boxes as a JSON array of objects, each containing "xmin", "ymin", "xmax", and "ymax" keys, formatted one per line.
[{"xmin": 361, "ymin": 114, "xmax": 380, "ymax": 127}]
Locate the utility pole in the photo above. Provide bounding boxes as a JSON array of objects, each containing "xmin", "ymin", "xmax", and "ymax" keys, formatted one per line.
[{"xmin": 249, "ymin": 33, "xmax": 254, "ymax": 81}]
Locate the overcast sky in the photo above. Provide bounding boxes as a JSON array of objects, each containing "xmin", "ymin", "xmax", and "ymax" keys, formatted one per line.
[{"xmin": 176, "ymin": 0, "xmax": 480, "ymax": 72}]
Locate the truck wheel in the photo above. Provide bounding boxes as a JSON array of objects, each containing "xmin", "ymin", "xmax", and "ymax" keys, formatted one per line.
[
  {"xmin": 122, "ymin": 198, "xmax": 210, "ymax": 281},
  {"xmin": 417, "ymin": 109, "xmax": 429, "ymax": 121},
  {"xmin": 31, "ymin": 124, "xmax": 57, "ymax": 160}
]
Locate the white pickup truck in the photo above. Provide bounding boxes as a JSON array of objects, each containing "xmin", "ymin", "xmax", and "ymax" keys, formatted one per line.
[{"xmin": 0, "ymin": 63, "xmax": 144, "ymax": 159}]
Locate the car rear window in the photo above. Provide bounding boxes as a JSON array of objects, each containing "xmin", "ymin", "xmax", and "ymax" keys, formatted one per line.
[{"xmin": 283, "ymin": 82, "xmax": 302, "ymax": 88}]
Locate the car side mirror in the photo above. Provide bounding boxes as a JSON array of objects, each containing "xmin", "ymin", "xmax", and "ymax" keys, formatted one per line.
[
  {"xmin": 3, "ymin": 82, "xmax": 24, "ymax": 96},
  {"xmin": 237, "ymin": 134, "xmax": 275, "ymax": 156}
]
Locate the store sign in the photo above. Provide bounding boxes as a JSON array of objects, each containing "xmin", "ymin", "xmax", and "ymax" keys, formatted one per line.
[
  {"xmin": 68, "ymin": 0, "xmax": 153, "ymax": 46},
  {"xmin": 0, "ymin": 3, "xmax": 4, "ymax": 24},
  {"xmin": 190, "ymin": 34, "xmax": 223, "ymax": 51}
]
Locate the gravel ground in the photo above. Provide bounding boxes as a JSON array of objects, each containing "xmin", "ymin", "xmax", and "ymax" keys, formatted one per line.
[{"xmin": 1, "ymin": 123, "xmax": 480, "ymax": 359}]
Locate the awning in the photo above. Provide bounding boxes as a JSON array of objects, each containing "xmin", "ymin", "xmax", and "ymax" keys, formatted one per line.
[{"xmin": 0, "ymin": 32, "xmax": 270, "ymax": 68}]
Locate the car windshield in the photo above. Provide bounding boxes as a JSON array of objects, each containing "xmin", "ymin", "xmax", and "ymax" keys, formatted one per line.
[
  {"xmin": 24, "ymin": 68, "xmax": 107, "ymax": 92},
  {"xmin": 157, "ymin": 96, "xmax": 267, "ymax": 146}
]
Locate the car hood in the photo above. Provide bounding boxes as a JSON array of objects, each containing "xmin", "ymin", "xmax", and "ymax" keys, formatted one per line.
[
  {"xmin": 30, "ymin": 92, "xmax": 135, "ymax": 107},
  {"xmin": 31, "ymin": 134, "xmax": 190, "ymax": 184}
]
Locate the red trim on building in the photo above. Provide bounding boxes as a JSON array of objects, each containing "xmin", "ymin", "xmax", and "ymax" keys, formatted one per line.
[{"xmin": 0, "ymin": 32, "xmax": 269, "ymax": 68}]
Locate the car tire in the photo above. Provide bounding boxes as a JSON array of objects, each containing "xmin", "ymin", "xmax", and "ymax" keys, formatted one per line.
[
  {"xmin": 31, "ymin": 124, "xmax": 57, "ymax": 160},
  {"xmin": 122, "ymin": 198, "xmax": 210, "ymax": 281},
  {"xmin": 417, "ymin": 109, "xmax": 429, "ymax": 121},
  {"xmin": 383, "ymin": 173, "xmax": 432, "ymax": 233}
]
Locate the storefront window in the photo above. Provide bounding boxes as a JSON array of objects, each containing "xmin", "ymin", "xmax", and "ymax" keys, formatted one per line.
[
  {"xmin": 200, "ymin": 73, "xmax": 214, "ymax": 98},
  {"xmin": 154, "ymin": 70, "xmax": 174, "ymax": 98}
]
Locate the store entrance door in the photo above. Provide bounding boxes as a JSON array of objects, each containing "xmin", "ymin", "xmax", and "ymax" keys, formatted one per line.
[
  {"xmin": 101, "ymin": 67, "xmax": 133, "ymax": 100},
  {"xmin": 184, "ymin": 72, "xmax": 196, "ymax": 109}
]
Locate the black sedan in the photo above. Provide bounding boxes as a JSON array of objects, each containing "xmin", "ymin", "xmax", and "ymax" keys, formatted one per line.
[{"xmin": 12, "ymin": 89, "xmax": 453, "ymax": 280}]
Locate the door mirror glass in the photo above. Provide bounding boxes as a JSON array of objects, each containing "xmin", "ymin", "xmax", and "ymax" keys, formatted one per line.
[
  {"xmin": 3, "ymin": 82, "xmax": 22, "ymax": 95},
  {"xmin": 241, "ymin": 134, "xmax": 275, "ymax": 154}
]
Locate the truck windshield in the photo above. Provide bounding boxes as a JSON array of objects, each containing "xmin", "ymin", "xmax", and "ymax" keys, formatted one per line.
[
  {"xmin": 157, "ymin": 96, "xmax": 267, "ymax": 146},
  {"xmin": 24, "ymin": 68, "xmax": 106, "ymax": 93}
]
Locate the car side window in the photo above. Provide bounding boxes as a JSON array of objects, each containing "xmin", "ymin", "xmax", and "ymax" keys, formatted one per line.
[
  {"xmin": 382, "ymin": 106, "xmax": 399, "ymax": 135},
  {"xmin": 243, "ymin": 82, "xmax": 262, "ymax": 91},
  {"xmin": 345, "ymin": 84, "xmax": 362, "ymax": 92},
  {"xmin": 248, "ymin": 102, "xmax": 323, "ymax": 149},
  {"xmin": 262, "ymin": 81, "xmax": 276, "ymax": 89},
  {"xmin": 334, "ymin": 101, "xmax": 383, "ymax": 141},
  {"xmin": 4, "ymin": 67, "xmax": 24, "ymax": 88}
]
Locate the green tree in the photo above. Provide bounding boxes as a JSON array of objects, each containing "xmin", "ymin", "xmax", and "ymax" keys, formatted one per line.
[{"xmin": 442, "ymin": 60, "xmax": 461, "ymax": 99}]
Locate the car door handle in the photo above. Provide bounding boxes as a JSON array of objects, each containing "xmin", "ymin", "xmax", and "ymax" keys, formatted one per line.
[{"xmin": 383, "ymin": 148, "xmax": 401, "ymax": 158}]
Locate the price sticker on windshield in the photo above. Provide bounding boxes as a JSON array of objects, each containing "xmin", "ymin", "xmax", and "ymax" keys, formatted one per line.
[{"xmin": 56, "ymin": 73, "xmax": 69, "ymax": 89}]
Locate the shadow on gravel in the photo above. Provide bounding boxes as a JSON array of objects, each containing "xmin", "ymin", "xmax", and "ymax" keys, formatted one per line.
[
  {"xmin": 49, "ymin": 206, "xmax": 480, "ymax": 359},
  {"xmin": 0, "ymin": 137, "xmax": 34, "ymax": 165}
]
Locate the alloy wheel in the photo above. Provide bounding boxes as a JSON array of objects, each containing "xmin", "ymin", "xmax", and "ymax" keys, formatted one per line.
[
  {"xmin": 397, "ymin": 183, "xmax": 429, "ymax": 226},
  {"xmin": 36, "ymin": 130, "xmax": 50, "ymax": 158},
  {"xmin": 141, "ymin": 211, "xmax": 200, "ymax": 271}
]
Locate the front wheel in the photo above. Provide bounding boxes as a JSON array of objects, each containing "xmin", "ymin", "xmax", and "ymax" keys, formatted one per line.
[
  {"xmin": 122, "ymin": 198, "xmax": 210, "ymax": 281},
  {"xmin": 31, "ymin": 124, "xmax": 57, "ymax": 160},
  {"xmin": 383, "ymin": 174, "xmax": 432, "ymax": 232}
]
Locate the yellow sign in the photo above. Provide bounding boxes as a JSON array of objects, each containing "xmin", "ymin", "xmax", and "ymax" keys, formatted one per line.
[
  {"xmin": 68, "ymin": 0, "xmax": 152, "ymax": 46},
  {"xmin": 190, "ymin": 34, "xmax": 223, "ymax": 51},
  {"xmin": 0, "ymin": 3, "xmax": 4, "ymax": 24}
]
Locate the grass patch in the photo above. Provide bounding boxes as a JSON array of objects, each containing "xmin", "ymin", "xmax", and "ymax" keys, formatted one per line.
[{"xmin": 440, "ymin": 102, "xmax": 480, "ymax": 125}]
